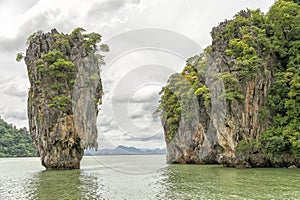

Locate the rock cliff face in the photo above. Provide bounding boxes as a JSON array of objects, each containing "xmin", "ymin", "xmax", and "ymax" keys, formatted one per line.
[
  {"xmin": 160, "ymin": 8, "xmax": 300, "ymax": 168},
  {"xmin": 207, "ymin": 16, "xmax": 273, "ymax": 168},
  {"xmin": 25, "ymin": 28, "xmax": 104, "ymax": 169}
]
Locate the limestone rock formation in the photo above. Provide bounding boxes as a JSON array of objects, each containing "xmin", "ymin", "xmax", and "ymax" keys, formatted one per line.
[
  {"xmin": 24, "ymin": 28, "xmax": 105, "ymax": 169},
  {"xmin": 159, "ymin": 6, "xmax": 300, "ymax": 168}
]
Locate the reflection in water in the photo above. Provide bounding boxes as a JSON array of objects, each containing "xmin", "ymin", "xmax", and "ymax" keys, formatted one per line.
[
  {"xmin": 157, "ymin": 164, "xmax": 300, "ymax": 200},
  {"xmin": 30, "ymin": 170, "xmax": 104, "ymax": 200},
  {"xmin": 1, "ymin": 157, "xmax": 300, "ymax": 199},
  {"xmin": 156, "ymin": 165, "xmax": 224, "ymax": 199}
]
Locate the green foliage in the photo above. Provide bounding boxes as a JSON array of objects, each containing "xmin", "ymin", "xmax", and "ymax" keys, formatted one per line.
[
  {"xmin": 258, "ymin": 107, "xmax": 270, "ymax": 123},
  {"xmin": 214, "ymin": 9, "xmax": 270, "ymax": 102},
  {"xmin": 159, "ymin": 0, "xmax": 300, "ymax": 160},
  {"xmin": 0, "ymin": 117, "xmax": 37, "ymax": 157},
  {"xmin": 70, "ymin": 27, "xmax": 105, "ymax": 53},
  {"xmin": 262, "ymin": 0, "xmax": 300, "ymax": 158},
  {"xmin": 71, "ymin": 27, "xmax": 86, "ymax": 38},
  {"xmin": 40, "ymin": 51, "xmax": 76, "ymax": 111},
  {"xmin": 219, "ymin": 72, "xmax": 244, "ymax": 101},
  {"xmin": 22, "ymin": 27, "xmax": 109, "ymax": 116},
  {"xmin": 227, "ymin": 36, "xmax": 261, "ymax": 79},
  {"xmin": 158, "ymin": 54, "xmax": 210, "ymax": 142},
  {"xmin": 83, "ymin": 32, "xmax": 102, "ymax": 52},
  {"xmin": 294, "ymin": 0, "xmax": 300, "ymax": 4},
  {"xmin": 186, "ymin": 55, "xmax": 201, "ymax": 67},
  {"xmin": 41, "ymin": 50, "xmax": 64, "ymax": 64},
  {"xmin": 283, "ymin": 121, "xmax": 300, "ymax": 157},
  {"xmin": 236, "ymin": 138, "xmax": 259, "ymax": 157},
  {"xmin": 26, "ymin": 31, "xmax": 40, "ymax": 45},
  {"xmin": 49, "ymin": 96, "xmax": 73, "ymax": 111},
  {"xmin": 220, "ymin": 91, "xmax": 244, "ymax": 102},
  {"xmin": 53, "ymin": 33, "xmax": 71, "ymax": 52},
  {"xmin": 208, "ymin": 1, "xmax": 300, "ymax": 160},
  {"xmin": 99, "ymin": 44, "xmax": 110, "ymax": 52},
  {"xmin": 50, "ymin": 83, "xmax": 63, "ymax": 90},
  {"xmin": 16, "ymin": 52, "xmax": 24, "ymax": 62},
  {"xmin": 230, "ymin": 0, "xmax": 300, "ymax": 159}
]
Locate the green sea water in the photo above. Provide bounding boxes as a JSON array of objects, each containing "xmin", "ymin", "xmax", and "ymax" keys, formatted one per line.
[{"xmin": 0, "ymin": 155, "xmax": 299, "ymax": 200}]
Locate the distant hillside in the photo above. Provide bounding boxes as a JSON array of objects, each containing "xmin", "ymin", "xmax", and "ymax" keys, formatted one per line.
[
  {"xmin": 0, "ymin": 117, "xmax": 37, "ymax": 157},
  {"xmin": 85, "ymin": 145, "xmax": 166, "ymax": 156}
]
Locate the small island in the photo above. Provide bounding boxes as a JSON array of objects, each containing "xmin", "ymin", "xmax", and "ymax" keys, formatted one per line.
[
  {"xmin": 17, "ymin": 28, "xmax": 108, "ymax": 169},
  {"xmin": 158, "ymin": 0, "xmax": 300, "ymax": 168}
]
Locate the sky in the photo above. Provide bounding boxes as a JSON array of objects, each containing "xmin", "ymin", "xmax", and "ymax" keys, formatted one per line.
[{"xmin": 0, "ymin": 0, "xmax": 275, "ymax": 149}]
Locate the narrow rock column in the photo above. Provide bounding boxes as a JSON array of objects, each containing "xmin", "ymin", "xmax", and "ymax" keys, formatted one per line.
[{"xmin": 24, "ymin": 28, "xmax": 105, "ymax": 169}]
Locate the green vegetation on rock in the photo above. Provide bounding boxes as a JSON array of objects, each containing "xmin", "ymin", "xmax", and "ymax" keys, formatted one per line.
[
  {"xmin": 159, "ymin": 0, "xmax": 300, "ymax": 166},
  {"xmin": 17, "ymin": 27, "xmax": 107, "ymax": 169},
  {"xmin": 262, "ymin": 0, "xmax": 300, "ymax": 158},
  {"xmin": 232, "ymin": 0, "xmax": 300, "ymax": 160},
  {"xmin": 22, "ymin": 28, "xmax": 106, "ymax": 114},
  {"xmin": 157, "ymin": 54, "xmax": 210, "ymax": 141},
  {"xmin": 226, "ymin": 1, "xmax": 300, "ymax": 160}
]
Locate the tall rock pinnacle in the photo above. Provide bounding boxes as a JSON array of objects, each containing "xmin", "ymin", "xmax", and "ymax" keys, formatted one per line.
[{"xmin": 23, "ymin": 28, "xmax": 108, "ymax": 169}]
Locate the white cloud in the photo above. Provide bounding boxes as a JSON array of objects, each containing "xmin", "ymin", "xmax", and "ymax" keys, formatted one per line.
[
  {"xmin": 129, "ymin": 85, "xmax": 161, "ymax": 103},
  {"xmin": 3, "ymin": 109, "xmax": 27, "ymax": 121},
  {"xmin": 0, "ymin": 75, "xmax": 10, "ymax": 84},
  {"xmin": 0, "ymin": 76, "xmax": 28, "ymax": 98},
  {"xmin": 3, "ymin": 82, "xmax": 27, "ymax": 98},
  {"xmin": 0, "ymin": 0, "xmax": 275, "ymax": 148}
]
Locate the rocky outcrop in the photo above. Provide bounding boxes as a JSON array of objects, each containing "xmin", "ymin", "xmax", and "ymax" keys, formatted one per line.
[
  {"xmin": 25, "ymin": 28, "xmax": 104, "ymax": 169},
  {"xmin": 207, "ymin": 18, "xmax": 273, "ymax": 167},
  {"xmin": 160, "ymin": 9, "xmax": 300, "ymax": 168},
  {"xmin": 163, "ymin": 72, "xmax": 222, "ymax": 164}
]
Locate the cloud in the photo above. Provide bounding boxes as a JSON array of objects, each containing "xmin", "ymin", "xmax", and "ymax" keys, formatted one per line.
[
  {"xmin": 87, "ymin": 0, "xmax": 140, "ymax": 19},
  {"xmin": 0, "ymin": 36, "xmax": 25, "ymax": 52},
  {"xmin": 87, "ymin": 0, "xmax": 126, "ymax": 18},
  {"xmin": 129, "ymin": 111, "xmax": 143, "ymax": 119},
  {"xmin": 128, "ymin": 102, "xmax": 158, "ymax": 119},
  {"xmin": 0, "ymin": 10, "xmax": 50, "ymax": 52},
  {"xmin": 98, "ymin": 116, "xmax": 118, "ymax": 128},
  {"xmin": 0, "ymin": 106, "xmax": 28, "ymax": 128},
  {"xmin": 130, "ymin": 85, "xmax": 161, "ymax": 103},
  {"xmin": 0, "ymin": 76, "xmax": 28, "ymax": 98},
  {"xmin": 3, "ymin": 108, "xmax": 27, "ymax": 121},
  {"xmin": 98, "ymin": 116, "xmax": 113, "ymax": 127},
  {"xmin": 110, "ymin": 81, "xmax": 162, "ymax": 104},
  {"xmin": 0, "ymin": 0, "xmax": 142, "ymax": 52},
  {"xmin": 0, "ymin": 0, "xmax": 38, "ymax": 13},
  {"xmin": 0, "ymin": 75, "xmax": 10, "ymax": 84},
  {"xmin": 125, "ymin": 132, "xmax": 164, "ymax": 141},
  {"xmin": 3, "ymin": 83, "xmax": 27, "ymax": 98}
]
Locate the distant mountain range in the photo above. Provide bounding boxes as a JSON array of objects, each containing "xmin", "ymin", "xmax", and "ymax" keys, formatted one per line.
[{"xmin": 84, "ymin": 145, "xmax": 166, "ymax": 156}]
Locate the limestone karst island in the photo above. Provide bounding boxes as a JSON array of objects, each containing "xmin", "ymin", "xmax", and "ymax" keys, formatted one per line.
[
  {"xmin": 158, "ymin": 4, "xmax": 300, "ymax": 168},
  {"xmin": 17, "ymin": 28, "xmax": 108, "ymax": 169},
  {"xmin": 0, "ymin": 0, "xmax": 299, "ymax": 170},
  {"xmin": 0, "ymin": 0, "xmax": 300, "ymax": 199}
]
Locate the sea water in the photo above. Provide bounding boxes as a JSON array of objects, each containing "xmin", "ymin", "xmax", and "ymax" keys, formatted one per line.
[{"xmin": 0, "ymin": 155, "xmax": 299, "ymax": 200}]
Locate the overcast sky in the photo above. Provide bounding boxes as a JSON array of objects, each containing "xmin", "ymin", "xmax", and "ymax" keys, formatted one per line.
[{"xmin": 0, "ymin": 0, "xmax": 275, "ymax": 149}]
